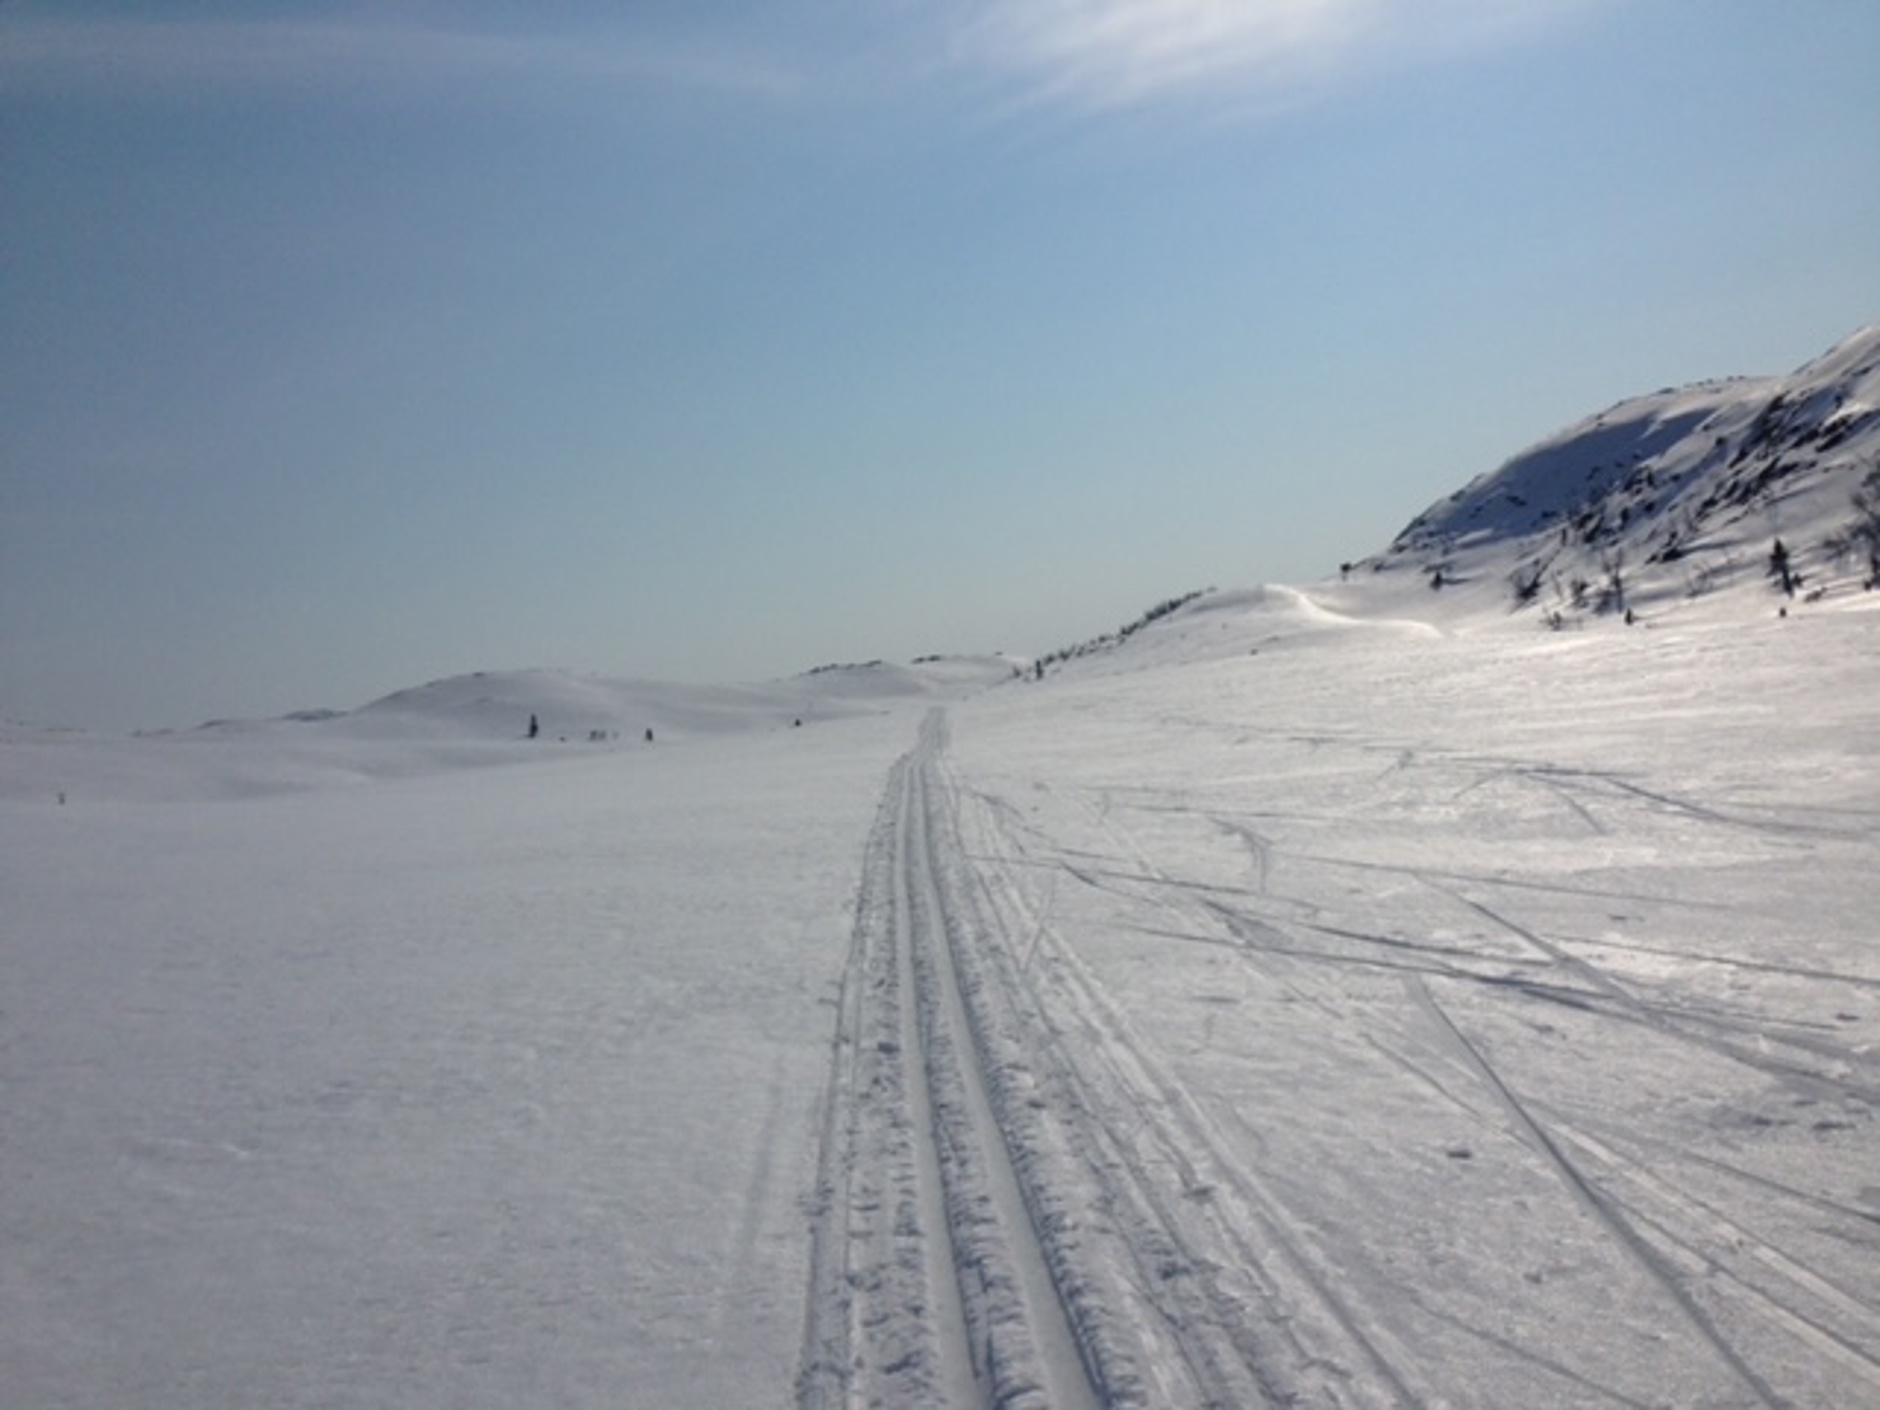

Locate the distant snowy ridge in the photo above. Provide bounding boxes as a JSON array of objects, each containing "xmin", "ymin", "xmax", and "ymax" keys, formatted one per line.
[
  {"xmin": 350, "ymin": 657, "xmax": 1024, "ymax": 736},
  {"xmin": 0, "ymin": 659, "xmax": 1025, "ymax": 802},
  {"xmin": 1371, "ymin": 321, "xmax": 1880, "ymax": 622},
  {"xmin": 133, "ymin": 657, "xmax": 1022, "ymax": 744}
]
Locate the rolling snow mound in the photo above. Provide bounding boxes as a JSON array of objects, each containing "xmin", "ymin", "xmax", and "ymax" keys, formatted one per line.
[{"xmin": 1, "ymin": 659, "xmax": 1025, "ymax": 803}]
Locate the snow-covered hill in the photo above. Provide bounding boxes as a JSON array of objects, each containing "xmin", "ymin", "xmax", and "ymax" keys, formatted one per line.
[
  {"xmin": 348, "ymin": 657, "xmax": 1023, "ymax": 743},
  {"xmin": 6, "ymin": 326, "xmax": 1880, "ymax": 1409},
  {"xmin": 9, "ymin": 579, "xmax": 1878, "ymax": 1408},
  {"xmin": 1368, "ymin": 323, "xmax": 1880, "ymax": 625},
  {"xmin": 0, "ymin": 658, "xmax": 1025, "ymax": 802}
]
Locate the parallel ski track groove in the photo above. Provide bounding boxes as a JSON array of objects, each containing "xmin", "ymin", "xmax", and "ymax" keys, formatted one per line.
[
  {"xmin": 1536, "ymin": 1109, "xmax": 1880, "ymax": 1391},
  {"xmin": 1089, "ymin": 760, "xmax": 1880, "ymax": 1406},
  {"xmin": 1409, "ymin": 978, "xmax": 1787, "ymax": 1408},
  {"xmin": 963, "ymin": 773, "xmax": 1427, "ymax": 1405},
  {"xmin": 895, "ymin": 751, "xmax": 993, "ymax": 1408},
  {"xmin": 1432, "ymin": 883, "xmax": 1880, "ymax": 1104},
  {"xmin": 899, "ymin": 725, "xmax": 1100, "ymax": 1409},
  {"xmin": 800, "ymin": 711, "xmax": 1107, "ymax": 1409},
  {"xmin": 798, "ymin": 751, "xmax": 948, "ymax": 1409}
]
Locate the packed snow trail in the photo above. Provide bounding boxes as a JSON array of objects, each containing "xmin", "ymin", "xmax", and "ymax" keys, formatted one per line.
[
  {"xmin": 800, "ymin": 710, "xmax": 1099, "ymax": 1408},
  {"xmin": 799, "ymin": 710, "xmax": 1420, "ymax": 1408}
]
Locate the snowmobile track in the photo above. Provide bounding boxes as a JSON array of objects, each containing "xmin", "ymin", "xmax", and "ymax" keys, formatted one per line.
[
  {"xmin": 799, "ymin": 710, "xmax": 1102, "ymax": 1409},
  {"xmin": 804, "ymin": 710, "xmax": 1432, "ymax": 1407}
]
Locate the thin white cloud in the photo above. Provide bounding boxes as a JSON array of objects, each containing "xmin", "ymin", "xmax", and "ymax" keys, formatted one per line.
[
  {"xmin": 955, "ymin": 0, "xmax": 1605, "ymax": 112},
  {"xmin": 0, "ymin": 17, "xmax": 802, "ymax": 102}
]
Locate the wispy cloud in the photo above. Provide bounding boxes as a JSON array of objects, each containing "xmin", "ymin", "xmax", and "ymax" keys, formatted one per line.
[
  {"xmin": 0, "ymin": 17, "xmax": 802, "ymax": 103},
  {"xmin": 954, "ymin": 0, "xmax": 1604, "ymax": 113}
]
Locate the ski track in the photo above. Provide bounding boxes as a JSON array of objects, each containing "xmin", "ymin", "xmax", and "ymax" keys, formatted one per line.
[
  {"xmin": 803, "ymin": 711, "xmax": 1431, "ymax": 1407},
  {"xmin": 1537, "ymin": 1112, "xmax": 1880, "ymax": 1391},
  {"xmin": 806, "ymin": 705, "xmax": 1880, "ymax": 1407},
  {"xmin": 1409, "ymin": 978, "xmax": 1789, "ymax": 1408},
  {"xmin": 959, "ymin": 748, "xmax": 1428, "ymax": 1405},
  {"xmin": 801, "ymin": 711, "xmax": 1102, "ymax": 1409},
  {"xmin": 1430, "ymin": 883, "xmax": 1880, "ymax": 1107}
]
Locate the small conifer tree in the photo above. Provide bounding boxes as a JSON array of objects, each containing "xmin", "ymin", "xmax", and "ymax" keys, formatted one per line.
[
  {"xmin": 1851, "ymin": 463, "xmax": 1880, "ymax": 588},
  {"xmin": 1768, "ymin": 539, "xmax": 1796, "ymax": 598}
]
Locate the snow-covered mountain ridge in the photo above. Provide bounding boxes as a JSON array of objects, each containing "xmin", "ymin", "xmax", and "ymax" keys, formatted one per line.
[{"xmin": 1369, "ymin": 322, "xmax": 1880, "ymax": 623}]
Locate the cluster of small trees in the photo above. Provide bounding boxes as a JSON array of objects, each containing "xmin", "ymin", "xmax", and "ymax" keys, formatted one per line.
[
  {"xmin": 1511, "ymin": 551, "xmax": 1628, "ymax": 621},
  {"xmin": 1825, "ymin": 461, "xmax": 1880, "ymax": 588},
  {"xmin": 1514, "ymin": 457, "xmax": 1880, "ymax": 623},
  {"xmin": 524, "ymin": 713, "xmax": 648, "ymax": 743},
  {"xmin": 1031, "ymin": 588, "xmax": 1209, "ymax": 677}
]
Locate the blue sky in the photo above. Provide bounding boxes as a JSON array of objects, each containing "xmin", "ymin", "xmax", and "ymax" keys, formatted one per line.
[{"xmin": 5, "ymin": 1, "xmax": 1878, "ymax": 731}]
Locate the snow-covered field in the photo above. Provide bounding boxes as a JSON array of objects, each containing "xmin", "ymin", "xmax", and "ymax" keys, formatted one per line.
[{"xmin": 5, "ymin": 586, "xmax": 1878, "ymax": 1407}]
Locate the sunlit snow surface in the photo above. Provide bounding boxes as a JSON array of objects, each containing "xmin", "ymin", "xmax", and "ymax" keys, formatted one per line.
[{"xmin": 4, "ymin": 594, "xmax": 1878, "ymax": 1407}]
